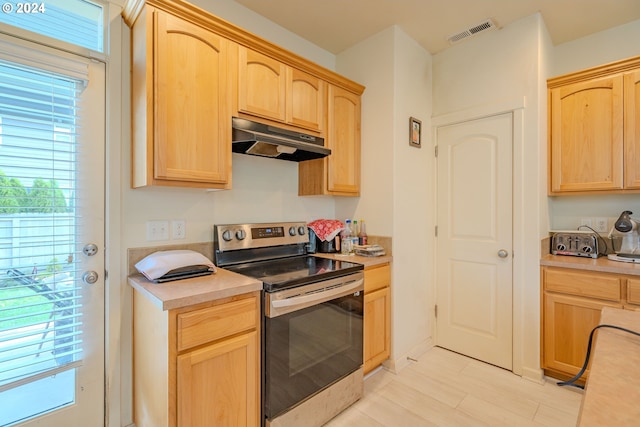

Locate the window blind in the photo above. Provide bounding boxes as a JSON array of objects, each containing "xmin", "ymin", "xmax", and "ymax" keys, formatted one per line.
[
  {"xmin": 0, "ymin": 60, "xmax": 84, "ymax": 392},
  {"xmin": 0, "ymin": 0, "xmax": 104, "ymax": 53}
]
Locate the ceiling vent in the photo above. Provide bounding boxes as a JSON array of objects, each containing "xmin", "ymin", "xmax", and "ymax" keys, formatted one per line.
[{"xmin": 447, "ymin": 18, "xmax": 497, "ymax": 45}]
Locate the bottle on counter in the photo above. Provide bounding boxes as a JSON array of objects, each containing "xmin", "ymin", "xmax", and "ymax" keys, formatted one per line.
[
  {"xmin": 358, "ymin": 219, "xmax": 368, "ymax": 245},
  {"xmin": 341, "ymin": 220, "xmax": 352, "ymax": 255},
  {"xmin": 351, "ymin": 220, "xmax": 359, "ymax": 251}
]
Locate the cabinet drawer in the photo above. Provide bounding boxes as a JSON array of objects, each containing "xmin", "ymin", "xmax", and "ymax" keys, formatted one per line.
[
  {"xmin": 627, "ymin": 278, "xmax": 640, "ymax": 305},
  {"xmin": 364, "ymin": 264, "xmax": 391, "ymax": 293},
  {"xmin": 543, "ymin": 268, "xmax": 622, "ymax": 302},
  {"xmin": 177, "ymin": 295, "xmax": 258, "ymax": 352}
]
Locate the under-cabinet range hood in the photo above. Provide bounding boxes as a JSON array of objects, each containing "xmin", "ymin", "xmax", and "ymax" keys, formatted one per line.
[{"xmin": 231, "ymin": 117, "xmax": 330, "ymax": 162}]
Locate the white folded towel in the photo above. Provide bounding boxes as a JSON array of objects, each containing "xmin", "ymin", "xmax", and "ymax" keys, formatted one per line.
[{"xmin": 135, "ymin": 249, "xmax": 216, "ymax": 280}]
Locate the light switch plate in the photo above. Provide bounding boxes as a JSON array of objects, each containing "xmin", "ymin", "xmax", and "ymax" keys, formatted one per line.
[{"xmin": 147, "ymin": 220, "xmax": 169, "ymax": 241}]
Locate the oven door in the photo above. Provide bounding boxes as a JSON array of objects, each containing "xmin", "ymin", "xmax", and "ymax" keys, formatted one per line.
[{"xmin": 264, "ymin": 272, "xmax": 364, "ymax": 420}]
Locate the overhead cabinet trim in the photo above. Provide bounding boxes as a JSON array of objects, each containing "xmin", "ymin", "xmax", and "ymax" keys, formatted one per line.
[{"xmin": 123, "ymin": 0, "xmax": 364, "ymax": 96}]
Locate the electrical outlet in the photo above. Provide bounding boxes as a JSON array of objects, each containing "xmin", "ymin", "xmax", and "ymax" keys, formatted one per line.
[
  {"xmin": 172, "ymin": 220, "xmax": 186, "ymax": 239},
  {"xmin": 146, "ymin": 220, "xmax": 169, "ymax": 241},
  {"xmin": 580, "ymin": 218, "xmax": 593, "ymax": 228},
  {"xmin": 594, "ymin": 217, "xmax": 608, "ymax": 233}
]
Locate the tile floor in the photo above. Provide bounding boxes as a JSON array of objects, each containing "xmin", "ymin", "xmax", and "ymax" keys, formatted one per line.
[{"xmin": 326, "ymin": 347, "xmax": 583, "ymax": 427}]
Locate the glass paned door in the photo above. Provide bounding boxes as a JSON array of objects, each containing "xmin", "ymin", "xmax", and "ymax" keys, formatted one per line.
[{"xmin": 0, "ymin": 51, "xmax": 104, "ymax": 426}]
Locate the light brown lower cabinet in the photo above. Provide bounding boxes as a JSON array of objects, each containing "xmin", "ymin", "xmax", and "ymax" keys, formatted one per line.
[
  {"xmin": 133, "ymin": 291, "xmax": 260, "ymax": 427},
  {"xmin": 364, "ymin": 263, "xmax": 391, "ymax": 374},
  {"xmin": 541, "ymin": 267, "xmax": 628, "ymax": 383}
]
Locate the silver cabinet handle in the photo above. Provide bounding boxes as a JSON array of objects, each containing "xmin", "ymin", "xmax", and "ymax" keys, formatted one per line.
[{"xmin": 498, "ymin": 249, "xmax": 509, "ymax": 258}]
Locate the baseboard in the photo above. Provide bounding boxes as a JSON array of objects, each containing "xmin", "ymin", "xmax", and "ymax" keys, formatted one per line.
[
  {"xmin": 521, "ymin": 366, "xmax": 545, "ymax": 384},
  {"xmin": 383, "ymin": 337, "xmax": 434, "ymax": 374}
]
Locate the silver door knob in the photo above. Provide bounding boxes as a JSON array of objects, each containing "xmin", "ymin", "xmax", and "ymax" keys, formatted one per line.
[
  {"xmin": 83, "ymin": 271, "xmax": 99, "ymax": 285},
  {"xmin": 83, "ymin": 243, "xmax": 98, "ymax": 257},
  {"xmin": 497, "ymin": 249, "xmax": 509, "ymax": 258}
]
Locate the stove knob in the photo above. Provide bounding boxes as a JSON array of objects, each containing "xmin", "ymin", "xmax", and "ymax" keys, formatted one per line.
[
  {"xmin": 289, "ymin": 226, "xmax": 297, "ymax": 236},
  {"xmin": 298, "ymin": 226, "xmax": 306, "ymax": 235},
  {"xmin": 236, "ymin": 229, "xmax": 246, "ymax": 240},
  {"xmin": 555, "ymin": 243, "xmax": 566, "ymax": 251},
  {"xmin": 582, "ymin": 246, "xmax": 593, "ymax": 253},
  {"xmin": 222, "ymin": 230, "xmax": 232, "ymax": 241}
]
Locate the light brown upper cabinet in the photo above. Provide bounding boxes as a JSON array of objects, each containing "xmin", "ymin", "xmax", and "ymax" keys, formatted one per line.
[
  {"xmin": 124, "ymin": 0, "xmax": 364, "ymax": 192},
  {"xmin": 624, "ymin": 69, "xmax": 640, "ymax": 189},
  {"xmin": 237, "ymin": 47, "xmax": 326, "ymax": 134},
  {"xmin": 299, "ymin": 85, "xmax": 361, "ymax": 196},
  {"xmin": 287, "ymin": 68, "xmax": 326, "ymax": 133},
  {"xmin": 237, "ymin": 48, "xmax": 287, "ymax": 124},
  {"xmin": 548, "ymin": 56, "xmax": 640, "ymax": 194},
  {"xmin": 128, "ymin": 6, "xmax": 232, "ymax": 189}
]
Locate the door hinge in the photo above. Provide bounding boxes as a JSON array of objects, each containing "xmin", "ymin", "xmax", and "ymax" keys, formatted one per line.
[
  {"xmin": 434, "ymin": 304, "xmax": 438, "ymax": 319},
  {"xmin": 435, "ymin": 225, "xmax": 438, "ymax": 237},
  {"xmin": 435, "ymin": 145, "xmax": 438, "ymax": 157}
]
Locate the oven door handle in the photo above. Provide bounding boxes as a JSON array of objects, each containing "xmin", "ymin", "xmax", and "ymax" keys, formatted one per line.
[{"xmin": 271, "ymin": 278, "xmax": 364, "ymax": 310}]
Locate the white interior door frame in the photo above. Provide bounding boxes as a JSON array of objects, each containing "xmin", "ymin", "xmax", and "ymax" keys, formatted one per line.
[{"xmin": 432, "ymin": 97, "xmax": 526, "ymax": 376}]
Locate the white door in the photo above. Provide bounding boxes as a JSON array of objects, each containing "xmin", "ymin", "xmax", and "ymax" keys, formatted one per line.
[
  {"xmin": 435, "ymin": 112, "xmax": 513, "ymax": 370},
  {"xmin": 0, "ymin": 51, "xmax": 105, "ymax": 426}
]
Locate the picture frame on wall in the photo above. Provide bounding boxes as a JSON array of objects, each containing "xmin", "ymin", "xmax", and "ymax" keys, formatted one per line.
[{"xmin": 409, "ymin": 117, "xmax": 421, "ymax": 148}]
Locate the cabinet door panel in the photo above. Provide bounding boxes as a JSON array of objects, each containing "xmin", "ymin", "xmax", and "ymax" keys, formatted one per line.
[
  {"xmin": 287, "ymin": 68, "xmax": 325, "ymax": 132},
  {"xmin": 364, "ymin": 286, "xmax": 390, "ymax": 374},
  {"xmin": 543, "ymin": 292, "xmax": 621, "ymax": 377},
  {"xmin": 624, "ymin": 70, "xmax": 640, "ymax": 188},
  {"xmin": 549, "ymin": 75, "xmax": 623, "ymax": 192},
  {"xmin": 154, "ymin": 11, "xmax": 230, "ymax": 184},
  {"xmin": 177, "ymin": 331, "xmax": 259, "ymax": 427},
  {"xmin": 627, "ymin": 277, "xmax": 640, "ymax": 305},
  {"xmin": 238, "ymin": 47, "xmax": 286, "ymax": 122},
  {"xmin": 327, "ymin": 85, "xmax": 361, "ymax": 195}
]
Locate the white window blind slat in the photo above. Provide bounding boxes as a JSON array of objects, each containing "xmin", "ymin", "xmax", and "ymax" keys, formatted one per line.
[
  {"xmin": 0, "ymin": 58, "xmax": 84, "ymax": 393},
  {"xmin": 0, "ymin": 0, "xmax": 104, "ymax": 54}
]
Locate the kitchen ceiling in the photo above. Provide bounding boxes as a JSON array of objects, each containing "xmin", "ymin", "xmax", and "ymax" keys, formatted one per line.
[{"xmin": 232, "ymin": 0, "xmax": 640, "ymax": 54}]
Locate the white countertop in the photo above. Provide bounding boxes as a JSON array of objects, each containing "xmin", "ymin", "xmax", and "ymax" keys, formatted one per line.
[
  {"xmin": 541, "ymin": 254, "xmax": 640, "ymax": 276},
  {"xmin": 577, "ymin": 307, "xmax": 640, "ymax": 426},
  {"xmin": 128, "ymin": 250, "xmax": 392, "ymax": 311},
  {"xmin": 128, "ymin": 268, "xmax": 262, "ymax": 310}
]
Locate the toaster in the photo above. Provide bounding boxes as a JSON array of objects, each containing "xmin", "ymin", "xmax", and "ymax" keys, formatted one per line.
[{"xmin": 551, "ymin": 231, "xmax": 600, "ymax": 258}]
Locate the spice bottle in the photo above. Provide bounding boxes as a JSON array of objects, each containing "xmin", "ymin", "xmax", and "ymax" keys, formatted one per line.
[{"xmin": 358, "ymin": 220, "xmax": 368, "ymax": 245}]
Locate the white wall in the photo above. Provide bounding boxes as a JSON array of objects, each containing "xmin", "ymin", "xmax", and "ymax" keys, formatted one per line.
[
  {"xmin": 552, "ymin": 20, "xmax": 640, "ymax": 76},
  {"xmin": 333, "ymin": 28, "xmax": 396, "ymax": 236},
  {"xmin": 432, "ymin": 13, "xmax": 548, "ymax": 379},
  {"xmin": 121, "ymin": 0, "xmax": 341, "ymax": 251},
  {"xmin": 336, "ymin": 26, "xmax": 434, "ymax": 367},
  {"xmin": 548, "ymin": 19, "xmax": 640, "ymax": 232}
]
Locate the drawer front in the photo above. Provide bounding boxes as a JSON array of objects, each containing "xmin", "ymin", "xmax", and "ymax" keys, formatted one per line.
[
  {"xmin": 364, "ymin": 263, "xmax": 391, "ymax": 293},
  {"xmin": 543, "ymin": 268, "xmax": 622, "ymax": 302},
  {"xmin": 627, "ymin": 278, "xmax": 640, "ymax": 305},
  {"xmin": 177, "ymin": 295, "xmax": 258, "ymax": 352}
]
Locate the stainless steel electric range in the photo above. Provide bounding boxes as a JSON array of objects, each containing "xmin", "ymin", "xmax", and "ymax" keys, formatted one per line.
[{"xmin": 214, "ymin": 222, "xmax": 364, "ymax": 427}]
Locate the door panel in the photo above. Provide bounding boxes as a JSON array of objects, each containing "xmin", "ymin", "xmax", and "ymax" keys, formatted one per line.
[
  {"xmin": 0, "ymin": 57, "xmax": 104, "ymax": 426},
  {"xmin": 436, "ymin": 113, "xmax": 513, "ymax": 370}
]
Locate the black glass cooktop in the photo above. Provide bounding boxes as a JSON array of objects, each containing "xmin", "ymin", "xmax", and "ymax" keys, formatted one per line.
[{"xmin": 225, "ymin": 255, "xmax": 363, "ymax": 292}]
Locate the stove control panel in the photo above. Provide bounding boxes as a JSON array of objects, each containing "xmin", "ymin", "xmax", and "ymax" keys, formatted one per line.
[
  {"xmin": 551, "ymin": 231, "xmax": 600, "ymax": 258},
  {"xmin": 215, "ymin": 221, "xmax": 308, "ymax": 251}
]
